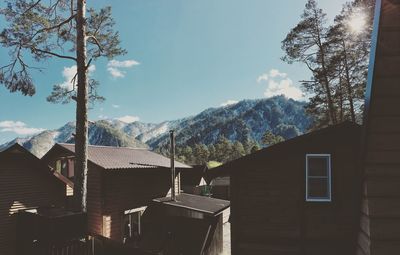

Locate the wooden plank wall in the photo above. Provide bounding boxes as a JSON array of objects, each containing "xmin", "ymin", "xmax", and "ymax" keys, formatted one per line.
[
  {"xmin": 357, "ymin": 1, "xmax": 400, "ymax": 254},
  {"xmin": 87, "ymin": 164, "xmax": 103, "ymax": 237},
  {"xmin": 0, "ymin": 153, "xmax": 65, "ymax": 255},
  {"xmin": 231, "ymin": 127, "xmax": 361, "ymax": 255},
  {"xmin": 101, "ymin": 169, "xmax": 172, "ymax": 241}
]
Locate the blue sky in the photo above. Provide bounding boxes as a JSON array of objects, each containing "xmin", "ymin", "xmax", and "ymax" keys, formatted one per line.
[{"xmin": 0, "ymin": 0, "xmax": 349, "ymax": 144}]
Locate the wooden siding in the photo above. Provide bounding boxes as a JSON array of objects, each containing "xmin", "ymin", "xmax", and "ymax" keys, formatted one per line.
[
  {"xmin": 357, "ymin": 1, "xmax": 400, "ymax": 254},
  {"xmin": 101, "ymin": 169, "xmax": 172, "ymax": 241},
  {"xmin": 231, "ymin": 125, "xmax": 361, "ymax": 255},
  {"xmin": 87, "ymin": 164, "xmax": 103, "ymax": 237},
  {"xmin": 0, "ymin": 151, "xmax": 65, "ymax": 255},
  {"xmin": 43, "ymin": 146, "xmax": 177, "ymax": 243}
]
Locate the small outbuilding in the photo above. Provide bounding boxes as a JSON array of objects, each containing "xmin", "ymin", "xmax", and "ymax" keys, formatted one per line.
[{"xmin": 140, "ymin": 193, "xmax": 230, "ymax": 255}]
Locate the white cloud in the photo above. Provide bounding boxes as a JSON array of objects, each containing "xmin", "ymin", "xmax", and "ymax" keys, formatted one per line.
[
  {"xmin": 220, "ymin": 100, "xmax": 238, "ymax": 107},
  {"xmin": 107, "ymin": 59, "xmax": 140, "ymax": 78},
  {"xmin": 112, "ymin": 104, "xmax": 120, "ymax": 108},
  {"xmin": 258, "ymin": 68, "xmax": 303, "ymax": 100},
  {"xmin": 0, "ymin": 120, "xmax": 45, "ymax": 135},
  {"xmin": 60, "ymin": 65, "xmax": 96, "ymax": 90},
  {"xmin": 269, "ymin": 69, "xmax": 287, "ymax": 78},
  {"xmin": 264, "ymin": 78, "xmax": 303, "ymax": 100},
  {"xmin": 257, "ymin": 68, "xmax": 287, "ymax": 84},
  {"xmin": 257, "ymin": 74, "xmax": 268, "ymax": 83},
  {"xmin": 116, "ymin": 115, "xmax": 140, "ymax": 123},
  {"xmin": 107, "ymin": 67, "xmax": 125, "ymax": 78},
  {"xmin": 108, "ymin": 60, "xmax": 140, "ymax": 68}
]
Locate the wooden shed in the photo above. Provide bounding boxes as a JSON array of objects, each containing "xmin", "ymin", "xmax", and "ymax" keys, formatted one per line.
[
  {"xmin": 41, "ymin": 143, "xmax": 191, "ymax": 244},
  {"xmin": 140, "ymin": 193, "xmax": 230, "ymax": 255},
  {"xmin": 0, "ymin": 144, "xmax": 65, "ymax": 255},
  {"xmin": 224, "ymin": 122, "xmax": 362, "ymax": 255},
  {"xmin": 356, "ymin": 0, "xmax": 400, "ymax": 254}
]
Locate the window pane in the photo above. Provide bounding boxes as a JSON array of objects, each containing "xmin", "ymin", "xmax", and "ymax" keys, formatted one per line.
[
  {"xmin": 308, "ymin": 156, "xmax": 329, "ymax": 177},
  {"xmin": 56, "ymin": 160, "xmax": 61, "ymax": 173},
  {"xmin": 68, "ymin": 159, "xmax": 75, "ymax": 178},
  {"xmin": 61, "ymin": 159, "xmax": 68, "ymax": 177},
  {"xmin": 308, "ymin": 178, "xmax": 329, "ymax": 198}
]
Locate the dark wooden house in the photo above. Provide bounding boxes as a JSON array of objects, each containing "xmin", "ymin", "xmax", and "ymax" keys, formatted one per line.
[
  {"xmin": 0, "ymin": 144, "xmax": 65, "ymax": 255},
  {"xmin": 224, "ymin": 122, "xmax": 362, "ymax": 255},
  {"xmin": 41, "ymin": 143, "xmax": 191, "ymax": 244},
  {"xmin": 356, "ymin": 0, "xmax": 400, "ymax": 254}
]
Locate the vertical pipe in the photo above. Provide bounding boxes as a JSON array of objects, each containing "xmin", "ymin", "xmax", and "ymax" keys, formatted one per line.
[{"xmin": 170, "ymin": 130, "xmax": 176, "ymax": 201}]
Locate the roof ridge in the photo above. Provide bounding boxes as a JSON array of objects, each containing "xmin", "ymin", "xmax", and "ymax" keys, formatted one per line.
[{"xmin": 58, "ymin": 143, "xmax": 148, "ymax": 150}]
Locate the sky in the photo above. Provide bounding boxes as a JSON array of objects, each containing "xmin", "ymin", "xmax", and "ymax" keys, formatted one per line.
[{"xmin": 0, "ymin": 0, "xmax": 350, "ymax": 144}]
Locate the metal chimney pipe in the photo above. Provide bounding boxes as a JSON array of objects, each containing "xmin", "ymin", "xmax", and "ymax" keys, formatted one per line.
[{"xmin": 170, "ymin": 130, "xmax": 176, "ymax": 201}]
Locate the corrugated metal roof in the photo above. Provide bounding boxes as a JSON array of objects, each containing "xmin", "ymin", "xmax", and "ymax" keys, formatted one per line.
[{"xmin": 57, "ymin": 143, "xmax": 191, "ymax": 170}]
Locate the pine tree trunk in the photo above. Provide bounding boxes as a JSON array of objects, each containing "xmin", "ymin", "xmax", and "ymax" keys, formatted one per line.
[
  {"xmin": 74, "ymin": 0, "xmax": 88, "ymax": 213},
  {"xmin": 313, "ymin": 10, "xmax": 337, "ymax": 125},
  {"xmin": 319, "ymin": 53, "xmax": 337, "ymax": 125},
  {"xmin": 338, "ymin": 76, "xmax": 344, "ymax": 122},
  {"xmin": 342, "ymin": 40, "xmax": 356, "ymax": 122}
]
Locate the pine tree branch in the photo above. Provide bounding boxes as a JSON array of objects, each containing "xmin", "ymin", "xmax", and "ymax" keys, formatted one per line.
[
  {"xmin": 87, "ymin": 35, "xmax": 103, "ymax": 52},
  {"xmin": 30, "ymin": 14, "xmax": 77, "ymax": 41},
  {"xmin": 31, "ymin": 47, "xmax": 77, "ymax": 61},
  {"xmin": 22, "ymin": 0, "xmax": 42, "ymax": 16}
]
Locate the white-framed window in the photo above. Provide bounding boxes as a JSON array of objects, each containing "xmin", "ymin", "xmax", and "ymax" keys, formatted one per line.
[{"xmin": 306, "ymin": 154, "xmax": 332, "ymax": 202}]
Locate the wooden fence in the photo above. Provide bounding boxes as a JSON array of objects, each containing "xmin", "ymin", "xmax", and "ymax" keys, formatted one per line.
[{"xmin": 19, "ymin": 239, "xmax": 91, "ymax": 255}]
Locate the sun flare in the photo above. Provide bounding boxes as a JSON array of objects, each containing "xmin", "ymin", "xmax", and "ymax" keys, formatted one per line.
[{"xmin": 347, "ymin": 9, "xmax": 367, "ymax": 34}]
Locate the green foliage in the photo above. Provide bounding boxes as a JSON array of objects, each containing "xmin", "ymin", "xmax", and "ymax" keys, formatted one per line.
[
  {"xmin": 214, "ymin": 136, "xmax": 232, "ymax": 163},
  {"xmin": 207, "ymin": 161, "xmax": 222, "ymax": 169},
  {"xmin": 156, "ymin": 135, "xmax": 262, "ymax": 165},
  {"xmin": 261, "ymin": 131, "xmax": 285, "ymax": 146},
  {"xmin": 282, "ymin": 0, "xmax": 373, "ymax": 128},
  {"xmin": 231, "ymin": 141, "xmax": 246, "ymax": 161},
  {"xmin": 193, "ymin": 143, "xmax": 210, "ymax": 165},
  {"xmin": 250, "ymin": 144, "xmax": 261, "ymax": 153},
  {"xmin": 274, "ymin": 124, "xmax": 300, "ymax": 139},
  {"xmin": 153, "ymin": 99, "xmax": 308, "ymax": 164},
  {"xmin": 0, "ymin": 0, "xmax": 125, "ymax": 102}
]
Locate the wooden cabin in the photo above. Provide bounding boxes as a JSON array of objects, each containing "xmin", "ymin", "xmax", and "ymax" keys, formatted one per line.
[
  {"xmin": 41, "ymin": 143, "xmax": 191, "ymax": 244},
  {"xmin": 224, "ymin": 122, "xmax": 362, "ymax": 255},
  {"xmin": 0, "ymin": 144, "xmax": 65, "ymax": 255},
  {"xmin": 356, "ymin": 0, "xmax": 400, "ymax": 254}
]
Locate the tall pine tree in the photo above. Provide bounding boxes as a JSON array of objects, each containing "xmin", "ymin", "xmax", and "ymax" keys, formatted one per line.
[
  {"xmin": 282, "ymin": 0, "xmax": 337, "ymax": 126},
  {"xmin": 0, "ymin": 0, "xmax": 125, "ymax": 212}
]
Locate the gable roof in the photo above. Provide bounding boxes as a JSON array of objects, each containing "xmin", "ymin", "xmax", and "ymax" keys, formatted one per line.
[
  {"xmin": 52, "ymin": 143, "xmax": 191, "ymax": 170},
  {"xmin": 207, "ymin": 121, "xmax": 362, "ymax": 179},
  {"xmin": 0, "ymin": 143, "xmax": 63, "ymax": 182},
  {"xmin": 0, "ymin": 143, "xmax": 42, "ymax": 163}
]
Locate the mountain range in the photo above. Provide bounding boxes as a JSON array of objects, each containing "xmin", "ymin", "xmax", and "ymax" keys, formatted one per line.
[{"xmin": 0, "ymin": 96, "xmax": 313, "ymax": 158}]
